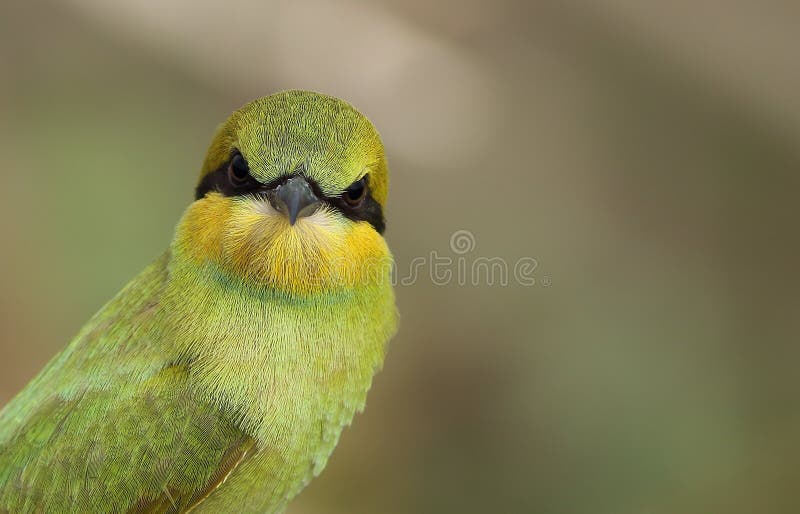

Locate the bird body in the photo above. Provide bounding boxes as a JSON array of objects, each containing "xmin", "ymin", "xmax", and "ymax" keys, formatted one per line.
[{"xmin": 0, "ymin": 91, "xmax": 396, "ymax": 513}]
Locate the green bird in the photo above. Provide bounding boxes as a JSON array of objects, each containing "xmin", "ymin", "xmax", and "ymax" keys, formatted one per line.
[{"xmin": 0, "ymin": 90, "xmax": 397, "ymax": 513}]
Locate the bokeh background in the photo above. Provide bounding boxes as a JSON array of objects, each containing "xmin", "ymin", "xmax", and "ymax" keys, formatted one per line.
[{"xmin": 2, "ymin": 1, "xmax": 800, "ymax": 512}]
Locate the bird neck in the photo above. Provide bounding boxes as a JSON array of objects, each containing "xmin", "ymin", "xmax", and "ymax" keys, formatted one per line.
[{"xmin": 159, "ymin": 248, "xmax": 396, "ymax": 440}]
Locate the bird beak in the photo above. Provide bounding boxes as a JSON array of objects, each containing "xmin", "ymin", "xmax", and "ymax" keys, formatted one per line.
[{"xmin": 268, "ymin": 176, "xmax": 321, "ymax": 225}]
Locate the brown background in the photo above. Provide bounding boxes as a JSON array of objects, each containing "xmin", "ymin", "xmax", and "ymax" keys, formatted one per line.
[{"xmin": 1, "ymin": 1, "xmax": 799, "ymax": 513}]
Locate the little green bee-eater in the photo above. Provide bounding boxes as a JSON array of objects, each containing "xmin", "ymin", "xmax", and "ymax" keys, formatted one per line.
[{"xmin": 0, "ymin": 90, "xmax": 397, "ymax": 513}]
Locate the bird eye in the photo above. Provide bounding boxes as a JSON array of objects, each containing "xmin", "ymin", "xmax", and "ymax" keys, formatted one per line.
[
  {"xmin": 228, "ymin": 153, "xmax": 251, "ymax": 185},
  {"xmin": 343, "ymin": 178, "xmax": 367, "ymax": 206}
]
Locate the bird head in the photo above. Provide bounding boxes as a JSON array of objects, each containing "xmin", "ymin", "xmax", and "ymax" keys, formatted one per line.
[{"xmin": 173, "ymin": 90, "xmax": 392, "ymax": 295}]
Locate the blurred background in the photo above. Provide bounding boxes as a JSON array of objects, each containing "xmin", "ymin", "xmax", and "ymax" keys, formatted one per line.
[{"xmin": 2, "ymin": 0, "xmax": 800, "ymax": 512}]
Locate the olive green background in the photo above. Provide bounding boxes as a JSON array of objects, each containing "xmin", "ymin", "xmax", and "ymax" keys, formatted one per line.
[{"xmin": 1, "ymin": 1, "xmax": 799, "ymax": 513}]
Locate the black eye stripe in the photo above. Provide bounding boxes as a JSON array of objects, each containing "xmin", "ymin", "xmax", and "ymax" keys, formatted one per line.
[
  {"xmin": 229, "ymin": 154, "xmax": 250, "ymax": 180},
  {"xmin": 195, "ymin": 153, "xmax": 265, "ymax": 199},
  {"xmin": 342, "ymin": 178, "xmax": 366, "ymax": 206},
  {"xmin": 195, "ymin": 159, "xmax": 386, "ymax": 234},
  {"xmin": 327, "ymin": 177, "xmax": 384, "ymax": 234},
  {"xmin": 346, "ymin": 178, "xmax": 365, "ymax": 195}
]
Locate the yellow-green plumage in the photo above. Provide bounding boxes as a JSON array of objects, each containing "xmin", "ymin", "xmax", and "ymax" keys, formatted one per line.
[{"xmin": 0, "ymin": 91, "xmax": 397, "ymax": 513}]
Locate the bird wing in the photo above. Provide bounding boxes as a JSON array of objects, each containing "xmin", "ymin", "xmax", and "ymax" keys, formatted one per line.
[
  {"xmin": 0, "ymin": 255, "xmax": 260, "ymax": 513},
  {"xmin": 0, "ymin": 363, "xmax": 257, "ymax": 514}
]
